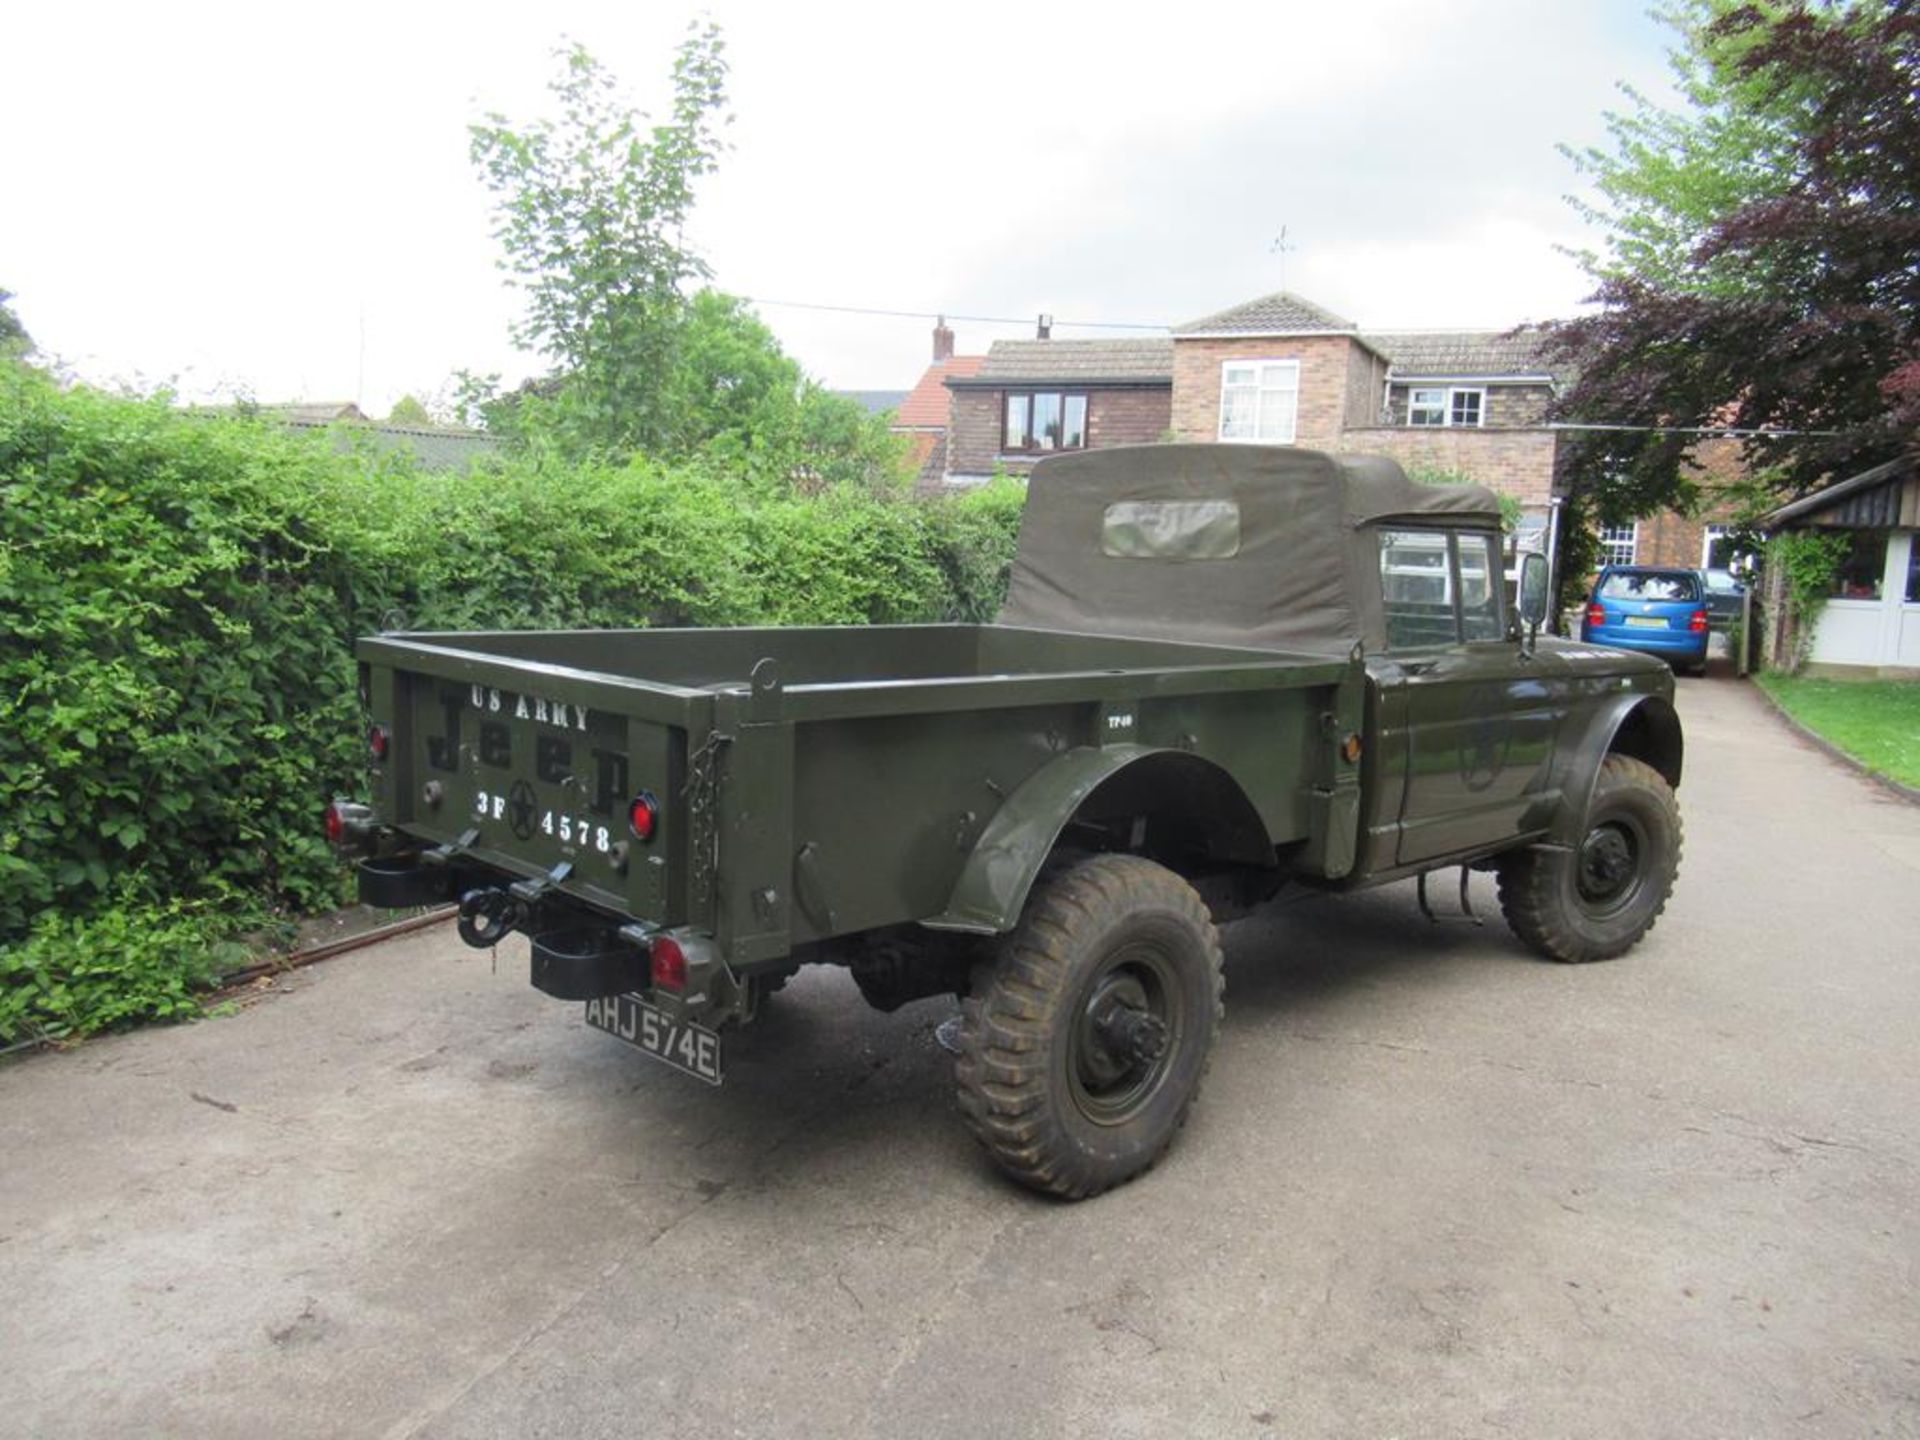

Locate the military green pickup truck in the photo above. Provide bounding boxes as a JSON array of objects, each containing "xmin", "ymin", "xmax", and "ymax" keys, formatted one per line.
[{"xmin": 331, "ymin": 445, "xmax": 1683, "ymax": 1199}]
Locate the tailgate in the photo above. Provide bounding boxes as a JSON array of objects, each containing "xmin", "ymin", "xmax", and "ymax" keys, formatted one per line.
[{"xmin": 361, "ymin": 644, "xmax": 704, "ymax": 927}]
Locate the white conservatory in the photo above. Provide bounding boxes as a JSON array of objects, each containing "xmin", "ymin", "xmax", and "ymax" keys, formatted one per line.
[{"xmin": 1766, "ymin": 455, "xmax": 1920, "ymax": 677}]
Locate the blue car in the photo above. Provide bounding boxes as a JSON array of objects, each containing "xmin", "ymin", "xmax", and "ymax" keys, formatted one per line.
[{"xmin": 1581, "ymin": 566, "xmax": 1711, "ymax": 675}]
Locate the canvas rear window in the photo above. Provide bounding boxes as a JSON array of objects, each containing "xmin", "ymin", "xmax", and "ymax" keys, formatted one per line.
[{"xmin": 1100, "ymin": 500, "xmax": 1242, "ymax": 560}]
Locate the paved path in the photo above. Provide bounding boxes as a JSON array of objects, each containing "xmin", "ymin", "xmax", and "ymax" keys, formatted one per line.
[{"xmin": 3, "ymin": 676, "xmax": 1917, "ymax": 1439}]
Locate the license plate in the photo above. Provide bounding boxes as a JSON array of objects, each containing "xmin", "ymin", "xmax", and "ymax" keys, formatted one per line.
[
  {"xmin": 1623, "ymin": 615, "xmax": 1669, "ymax": 629},
  {"xmin": 584, "ymin": 994, "xmax": 723, "ymax": 1085}
]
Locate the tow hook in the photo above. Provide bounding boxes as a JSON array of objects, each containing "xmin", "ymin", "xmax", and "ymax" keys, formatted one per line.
[{"xmin": 457, "ymin": 887, "xmax": 525, "ymax": 948}]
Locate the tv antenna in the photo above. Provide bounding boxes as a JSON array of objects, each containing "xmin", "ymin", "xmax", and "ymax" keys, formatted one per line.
[{"xmin": 1270, "ymin": 226, "xmax": 1297, "ymax": 289}]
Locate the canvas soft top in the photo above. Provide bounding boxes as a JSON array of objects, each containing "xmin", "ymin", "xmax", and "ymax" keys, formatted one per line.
[{"xmin": 998, "ymin": 442, "xmax": 1503, "ymax": 655}]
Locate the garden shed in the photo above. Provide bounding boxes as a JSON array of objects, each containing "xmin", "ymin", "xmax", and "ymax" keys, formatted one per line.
[{"xmin": 1764, "ymin": 454, "xmax": 1920, "ymax": 676}]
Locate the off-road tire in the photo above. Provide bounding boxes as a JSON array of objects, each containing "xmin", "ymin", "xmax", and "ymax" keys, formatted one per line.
[
  {"xmin": 955, "ymin": 854, "xmax": 1224, "ymax": 1200},
  {"xmin": 1498, "ymin": 754, "xmax": 1682, "ymax": 963}
]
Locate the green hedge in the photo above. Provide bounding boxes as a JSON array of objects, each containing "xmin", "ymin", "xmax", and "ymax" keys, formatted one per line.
[{"xmin": 0, "ymin": 368, "xmax": 1025, "ymax": 1042}]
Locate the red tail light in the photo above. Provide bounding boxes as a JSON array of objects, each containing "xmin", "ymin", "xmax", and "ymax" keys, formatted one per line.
[
  {"xmin": 1585, "ymin": 603, "xmax": 1606, "ymax": 630},
  {"xmin": 368, "ymin": 724, "xmax": 390, "ymax": 761},
  {"xmin": 628, "ymin": 791, "xmax": 659, "ymax": 843},
  {"xmin": 324, "ymin": 799, "xmax": 373, "ymax": 847},
  {"xmin": 650, "ymin": 935, "xmax": 687, "ymax": 992},
  {"xmin": 1689, "ymin": 610, "xmax": 1709, "ymax": 633}
]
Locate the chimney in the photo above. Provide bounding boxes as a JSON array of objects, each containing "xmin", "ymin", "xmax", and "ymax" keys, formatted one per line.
[
  {"xmin": 1036, "ymin": 313, "xmax": 1053, "ymax": 340},
  {"xmin": 932, "ymin": 316, "xmax": 954, "ymax": 362}
]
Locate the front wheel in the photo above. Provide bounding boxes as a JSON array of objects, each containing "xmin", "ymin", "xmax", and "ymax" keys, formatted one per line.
[
  {"xmin": 1498, "ymin": 754, "xmax": 1683, "ymax": 963},
  {"xmin": 955, "ymin": 855, "xmax": 1223, "ymax": 1200}
]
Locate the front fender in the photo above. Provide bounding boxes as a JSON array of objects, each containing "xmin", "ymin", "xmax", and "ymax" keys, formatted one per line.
[{"xmin": 1548, "ymin": 691, "xmax": 1683, "ymax": 844}]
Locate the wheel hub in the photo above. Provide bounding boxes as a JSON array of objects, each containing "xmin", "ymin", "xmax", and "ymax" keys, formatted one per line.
[
  {"xmin": 1093, "ymin": 1002, "xmax": 1168, "ymax": 1066},
  {"xmin": 1071, "ymin": 964, "xmax": 1176, "ymax": 1120},
  {"xmin": 1577, "ymin": 823, "xmax": 1638, "ymax": 904}
]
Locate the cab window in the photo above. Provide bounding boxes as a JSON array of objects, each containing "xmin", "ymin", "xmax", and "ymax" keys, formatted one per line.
[
  {"xmin": 1457, "ymin": 533, "xmax": 1503, "ymax": 640},
  {"xmin": 1379, "ymin": 528, "xmax": 1506, "ymax": 648}
]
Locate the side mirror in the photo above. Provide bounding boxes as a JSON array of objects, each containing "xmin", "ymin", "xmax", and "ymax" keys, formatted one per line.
[{"xmin": 1517, "ymin": 551, "xmax": 1551, "ymax": 635}]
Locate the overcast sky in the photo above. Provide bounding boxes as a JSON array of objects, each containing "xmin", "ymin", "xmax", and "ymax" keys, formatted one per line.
[{"xmin": 3, "ymin": 1, "xmax": 1679, "ymax": 413}]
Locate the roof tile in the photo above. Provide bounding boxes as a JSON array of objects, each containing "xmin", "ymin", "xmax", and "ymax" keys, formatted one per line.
[
  {"xmin": 965, "ymin": 338, "xmax": 1174, "ymax": 385},
  {"xmin": 894, "ymin": 356, "xmax": 983, "ymax": 427},
  {"xmin": 1172, "ymin": 291, "xmax": 1358, "ymax": 336},
  {"xmin": 1363, "ymin": 328, "xmax": 1557, "ymax": 380}
]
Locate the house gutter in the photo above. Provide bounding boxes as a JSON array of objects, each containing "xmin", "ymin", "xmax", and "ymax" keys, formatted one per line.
[{"xmin": 944, "ymin": 377, "xmax": 1173, "ymax": 390}]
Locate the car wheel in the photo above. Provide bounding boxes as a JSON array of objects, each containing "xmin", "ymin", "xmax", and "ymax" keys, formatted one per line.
[
  {"xmin": 1497, "ymin": 754, "xmax": 1683, "ymax": 963},
  {"xmin": 954, "ymin": 854, "xmax": 1223, "ymax": 1199}
]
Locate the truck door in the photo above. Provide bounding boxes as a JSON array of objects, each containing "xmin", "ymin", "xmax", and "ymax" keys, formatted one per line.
[{"xmin": 1375, "ymin": 528, "xmax": 1567, "ymax": 866}]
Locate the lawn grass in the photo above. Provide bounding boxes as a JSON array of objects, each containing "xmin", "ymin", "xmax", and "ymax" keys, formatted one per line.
[{"xmin": 1754, "ymin": 673, "xmax": 1920, "ymax": 790}]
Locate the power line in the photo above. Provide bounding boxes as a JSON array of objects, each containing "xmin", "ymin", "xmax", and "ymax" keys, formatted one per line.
[
  {"xmin": 1549, "ymin": 421, "xmax": 1839, "ymax": 437},
  {"xmin": 739, "ymin": 296, "xmax": 1171, "ymax": 332}
]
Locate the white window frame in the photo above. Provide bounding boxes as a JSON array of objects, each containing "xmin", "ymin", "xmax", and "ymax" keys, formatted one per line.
[
  {"xmin": 1598, "ymin": 522, "xmax": 1638, "ymax": 568},
  {"xmin": 1407, "ymin": 385, "xmax": 1487, "ymax": 428},
  {"xmin": 1218, "ymin": 360, "xmax": 1299, "ymax": 444}
]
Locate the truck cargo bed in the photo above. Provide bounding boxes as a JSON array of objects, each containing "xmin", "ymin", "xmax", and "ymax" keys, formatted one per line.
[
  {"xmin": 356, "ymin": 623, "xmax": 1359, "ymax": 967},
  {"xmin": 364, "ymin": 622, "xmax": 1338, "ymax": 697}
]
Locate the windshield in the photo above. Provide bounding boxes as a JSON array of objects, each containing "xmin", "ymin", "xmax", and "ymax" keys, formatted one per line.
[{"xmin": 1599, "ymin": 570, "xmax": 1699, "ymax": 602}]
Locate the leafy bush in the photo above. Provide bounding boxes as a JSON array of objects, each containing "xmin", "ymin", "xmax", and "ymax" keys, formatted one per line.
[
  {"xmin": 0, "ymin": 368, "xmax": 1025, "ymax": 1042},
  {"xmin": 924, "ymin": 477, "xmax": 1029, "ymax": 622},
  {"xmin": 0, "ymin": 890, "xmax": 251, "ymax": 1043},
  {"xmin": 0, "ymin": 373, "xmax": 366, "ymax": 957},
  {"xmin": 1765, "ymin": 529, "xmax": 1849, "ymax": 672}
]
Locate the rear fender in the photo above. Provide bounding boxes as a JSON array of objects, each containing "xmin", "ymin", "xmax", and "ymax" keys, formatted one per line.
[
  {"xmin": 924, "ymin": 746, "xmax": 1275, "ymax": 935},
  {"xmin": 1549, "ymin": 693, "xmax": 1683, "ymax": 844}
]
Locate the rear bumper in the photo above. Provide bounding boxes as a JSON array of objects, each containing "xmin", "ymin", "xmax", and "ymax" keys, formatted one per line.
[
  {"xmin": 357, "ymin": 854, "xmax": 462, "ymax": 908},
  {"xmin": 1580, "ymin": 625, "xmax": 1708, "ymax": 660}
]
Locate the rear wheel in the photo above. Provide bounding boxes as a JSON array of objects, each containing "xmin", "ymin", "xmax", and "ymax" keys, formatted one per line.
[
  {"xmin": 955, "ymin": 855, "xmax": 1223, "ymax": 1200},
  {"xmin": 1498, "ymin": 754, "xmax": 1682, "ymax": 963}
]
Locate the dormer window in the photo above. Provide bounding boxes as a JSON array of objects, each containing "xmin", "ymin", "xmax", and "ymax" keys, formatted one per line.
[
  {"xmin": 1408, "ymin": 386, "xmax": 1485, "ymax": 428},
  {"xmin": 1004, "ymin": 392, "xmax": 1088, "ymax": 452}
]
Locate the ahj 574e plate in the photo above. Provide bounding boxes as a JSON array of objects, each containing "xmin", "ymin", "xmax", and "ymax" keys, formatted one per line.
[{"xmin": 584, "ymin": 994, "xmax": 722, "ymax": 1085}]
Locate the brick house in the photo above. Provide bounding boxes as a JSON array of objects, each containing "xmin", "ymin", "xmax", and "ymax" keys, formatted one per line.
[
  {"xmin": 1170, "ymin": 293, "xmax": 1762, "ymax": 581},
  {"xmin": 930, "ymin": 290, "xmax": 1740, "ymax": 586},
  {"xmin": 1604, "ymin": 436, "xmax": 1750, "ymax": 574},
  {"xmin": 939, "ymin": 293, "xmax": 1570, "ymax": 553},
  {"xmin": 1167, "ymin": 293, "xmax": 1564, "ymax": 547},
  {"xmin": 941, "ymin": 335, "xmax": 1174, "ymax": 484},
  {"xmin": 893, "ymin": 319, "xmax": 984, "ymax": 487}
]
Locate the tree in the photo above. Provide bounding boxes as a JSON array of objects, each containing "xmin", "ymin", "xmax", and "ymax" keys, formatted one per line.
[
  {"xmin": 1548, "ymin": 2, "xmax": 1920, "ymax": 526},
  {"xmin": 0, "ymin": 288, "xmax": 33, "ymax": 361},
  {"xmin": 386, "ymin": 394, "xmax": 432, "ymax": 427},
  {"xmin": 469, "ymin": 25, "xmax": 729, "ymax": 456},
  {"xmin": 1559, "ymin": 2, "xmax": 1811, "ymax": 299},
  {"xmin": 658, "ymin": 289, "xmax": 910, "ymax": 488}
]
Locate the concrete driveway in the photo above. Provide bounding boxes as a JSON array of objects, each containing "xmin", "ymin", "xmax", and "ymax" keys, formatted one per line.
[{"xmin": 3, "ymin": 676, "xmax": 1917, "ymax": 1439}]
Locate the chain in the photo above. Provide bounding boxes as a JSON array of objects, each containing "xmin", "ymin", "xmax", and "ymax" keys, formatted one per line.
[
  {"xmin": 683, "ymin": 729, "xmax": 730, "ymax": 900},
  {"xmin": 683, "ymin": 729, "xmax": 731, "ymax": 805}
]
